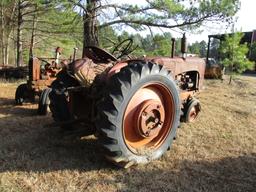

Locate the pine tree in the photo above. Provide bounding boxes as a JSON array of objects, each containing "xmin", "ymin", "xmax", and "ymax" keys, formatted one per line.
[{"xmin": 220, "ymin": 32, "xmax": 253, "ymax": 83}]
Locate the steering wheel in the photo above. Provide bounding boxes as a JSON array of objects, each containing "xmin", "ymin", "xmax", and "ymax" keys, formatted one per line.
[
  {"xmin": 112, "ymin": 39, "xmax": 134, "ymax": 59},
  {"xmin": 38, "ymin": 58, "xmax": 52, "ymax": 66}
]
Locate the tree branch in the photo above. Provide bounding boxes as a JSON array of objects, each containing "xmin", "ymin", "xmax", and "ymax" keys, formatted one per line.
[
  {"xmin": 99, "ymin": 13, "xmax": 213, "ymax": 30},
  {"xmin": 68, "ymin": 0, "xmax": 87, "ymax": 13}
]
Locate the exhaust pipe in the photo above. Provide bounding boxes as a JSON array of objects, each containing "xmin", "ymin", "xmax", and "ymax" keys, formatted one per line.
[
  {"xmin": 181, "ymin": 33, "xmax": 187, "ymax": 59},
  {"xmin": 73, "ymin": 47, "xmax": 78, "ymax": 62},
  {"xmin": 55, "ymin": 47, "xmax": 61, "ymax": 67},
  {"xmin": 171, "ymin": 38, "xmax": 176, "ymax": 58}
]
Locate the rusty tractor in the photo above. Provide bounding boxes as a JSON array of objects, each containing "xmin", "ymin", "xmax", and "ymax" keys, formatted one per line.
[
  {"xmin": 15, "ymin": 47, "xmax": 73, "ymax": 115},
  {"xmin": 49, "ymin": 35, "xmax": 205, "ymax": 168}
]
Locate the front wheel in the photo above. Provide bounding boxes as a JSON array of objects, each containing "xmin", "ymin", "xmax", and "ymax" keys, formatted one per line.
[
  {"xmin": 182, "ymin": 98, "xmax": 201, "ymax": 123},
  {"xmin": 96, "ymin": 62, "xmax": 180, "ymax": 168},
  {"xmin": 15, "ymin": 83, "xmax": 29, "ymax": 105},
  {"xmin": 38, "ymin": 88, "xmax": 51, "ymax": 115}
]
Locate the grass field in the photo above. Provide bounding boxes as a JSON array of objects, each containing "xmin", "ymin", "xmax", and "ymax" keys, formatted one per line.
[{"xmin": 0, "ymin": 76, "xmax": 255, "ymax": 192}]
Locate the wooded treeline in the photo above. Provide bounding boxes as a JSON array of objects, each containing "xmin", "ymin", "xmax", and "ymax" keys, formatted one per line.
[
  {"xmin": 0, "ymin": 0, "xmax": 83, "ymax": 67},
  {"xmin": 0, "ymin": 0, "xmax": 240, "ymax": 67}
]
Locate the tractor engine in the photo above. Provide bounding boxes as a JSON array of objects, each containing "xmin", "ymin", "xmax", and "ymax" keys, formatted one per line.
[
  {"xmin": 177, "ymin": 73, "xmax": 195, "ymax": 90},
  {"xmin": 66, "ymin": 57, "xmax": 113, "ymax": 87}
]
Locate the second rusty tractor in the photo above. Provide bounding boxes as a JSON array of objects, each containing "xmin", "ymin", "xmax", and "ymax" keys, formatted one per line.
[
  {"xmin": 49, "ymin": 36, "xmax": 205, "ymax": 168},
  {"xmin": 15, "ymin": 47, "xmax": 77, "ymax": 115}
]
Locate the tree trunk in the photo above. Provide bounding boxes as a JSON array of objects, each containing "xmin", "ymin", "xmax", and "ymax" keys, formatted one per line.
[
  {"xmin": 4, "ymin": 38, "xmax": 9, "ymax": 66},
  {"xmin": 29, "ymin": 6, "xmax": 37, "ymax": 58},
  {"xmin": 1, "ymin": 0, "xmax": 17, "ymax": 66},
  {"xmin": 13, "ymin": 27, "xmax": 16, "ymax": 65},
  {"xmin": 16, "ymin": 0, "xmax": 23, "ymax": 67},
  {"xmin": 82, "ymin": 0, "xmax": 99, "ymax": 57},
  {"xmin": 1, "ymin": 2, "xmax": 5, "ymax": 66},
  {"xmin": 4, "ymin": 29, "xmax": 13, "ymax": 66}
]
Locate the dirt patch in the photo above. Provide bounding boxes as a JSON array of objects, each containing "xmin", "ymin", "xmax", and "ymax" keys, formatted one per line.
[{"xmin": 0, "ymin": 76, "xmax": 255, "ymax": 192}]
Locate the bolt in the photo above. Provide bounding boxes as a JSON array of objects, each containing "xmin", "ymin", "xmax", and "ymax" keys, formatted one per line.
[
  {"xmin": 157, "ymin": 121, "xmax": 163, "ymax": 128},
  {"xmin": 154, "ymin": 118, "xmax": 159, "ymax": 123}
]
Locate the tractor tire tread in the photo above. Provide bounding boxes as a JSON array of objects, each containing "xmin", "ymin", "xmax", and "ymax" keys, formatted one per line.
[{"xmin": 96, "ymin": 61, "xmax": 180, "ymax": 168}]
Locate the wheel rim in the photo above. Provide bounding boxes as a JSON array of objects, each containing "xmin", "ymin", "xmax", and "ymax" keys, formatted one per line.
[
  {"xmin": 123, "ymin": 83, "xmax": 175, "ymax": 154},
  {"xmin": 188, "ymin": 103, "xmax": 200, "ymax": 122}
]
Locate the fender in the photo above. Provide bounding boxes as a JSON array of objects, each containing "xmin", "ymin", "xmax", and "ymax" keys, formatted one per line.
[{"xmin": 107, "ymin": 62, "xmax": 128, "ymax": 80}]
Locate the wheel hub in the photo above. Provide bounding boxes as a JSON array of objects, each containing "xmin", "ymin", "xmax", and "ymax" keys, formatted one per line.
[
  {"xmin": 136, "ymin": 100, "xmax": 165, "ymax": 138},
  {"xmin": 188, "ymin": 102, "xmax": 200, "ymax": 122},
  {"xmin": 189, "ymin": 107, "xmax": 197, "ymax": 119}
]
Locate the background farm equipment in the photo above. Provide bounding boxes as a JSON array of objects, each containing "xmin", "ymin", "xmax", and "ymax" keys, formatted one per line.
[
  {"xmin": 49, "ymin": 35, "xmax": 206, "ymax": 167},
  {"xmin": 204, "ymin": 58, "xmax": 225, "ymax": 79},
  {"xmin": 15, "ymin": 47, "xmax": 72, "ymax": 115},
  {"xmin": 0, "ymin": 66, "xmax": 28, "ymax": 79}
]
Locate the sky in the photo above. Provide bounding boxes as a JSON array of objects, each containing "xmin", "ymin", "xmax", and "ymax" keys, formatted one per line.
[
  {"xmin": 109, "ymin": 0, "xmax": 256, "ymax": 44},
  {"xmin": 188, "ymin": 0, "xmax": 256, "ymax": 43}
]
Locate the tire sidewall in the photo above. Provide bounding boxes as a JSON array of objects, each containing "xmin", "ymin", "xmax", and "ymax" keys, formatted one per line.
[
  {"xmin": 185, "ymin": 99, "xmax": 200, "ymax": 123},
  {"xmin": 38, "ymin": 88, "xmax": 51, "ymax": 115}
]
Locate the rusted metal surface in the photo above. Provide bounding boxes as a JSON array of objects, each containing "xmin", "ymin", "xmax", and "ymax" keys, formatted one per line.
[
  {"xmin": 204, "ymin": 66, "xmax": 223, "ymax": 79},
  {"xmin": 67, "ymin": 58, "xmax": 112, "ymax": 87},
  {"xmin": 107, "ymin": 62, "xmax": 128, "ymax": 78},
  {"xmin": 135, "ymin": 100, "xmax": 165, "ymax": 138},
  {"xmin": 28, "ymin": 57, "xmax": 62, "ymax": 93},
  {"xmin": 122, "ymin": 83, "xmax": 174, "ymax": 152},
  {"xmin": 48, "ymin": 37, "xmax": 207, "ymax": 167},
  {"xmin": 15, "ymin": 47, "xmax": 68, "ymax": 108},
  {"xmin": 62, "ymin": 46, "xmax": 206, "ymax": 134},
  {"xmin": 149, "ymin": 57, "xmax": 205, "ymax": 90},
  {"xmin": 150, "ymin": 57, "xmax": 205, "ymax": 75},
  {"xmin": 67, "ymin": 50, "xmax": 205, "ymax": 104},
  {"xmin": 180, "ymin": 91, "xmax": 195, "ymax": 101},
  {"xmin": 29, "ymin": 58, "xmax": 40, "ymax": 81}
]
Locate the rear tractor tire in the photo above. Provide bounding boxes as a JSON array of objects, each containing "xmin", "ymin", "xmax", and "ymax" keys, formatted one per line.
[
  {"xmin": 49, "ymin": 70, "xmax": 80, "ymax": 130},
  {"xmin": 38, "ymin": 88, "xmax": 52, "ymax": 115},
  {"xmin": 182, "ymin": 98, "xmax": 201, "ymax": 123},
  {"xmin": 96, "ymin": 62, "xmax": 180, "ymax": 168}
]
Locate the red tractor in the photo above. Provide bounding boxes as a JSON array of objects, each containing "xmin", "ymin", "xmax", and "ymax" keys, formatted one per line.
[
  {"xmin": 49, "ymin": 36, "xmax": 205, "ymax": 168},
  {"xmin": 15, "ymin": 47, "xmax": 72, "ymax": 115}
]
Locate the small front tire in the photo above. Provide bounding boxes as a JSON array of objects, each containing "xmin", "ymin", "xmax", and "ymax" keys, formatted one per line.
[
  {"xmin": 38, "ymin": 88, "xmax": 52, "ymax": 115},
  {"xmin": 182, "ymin": 98, "xmax": 201, "ymax": 123},
  {"xmin": 15, "ymin": 83, "xmax": 29, "ymax": 105}
]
